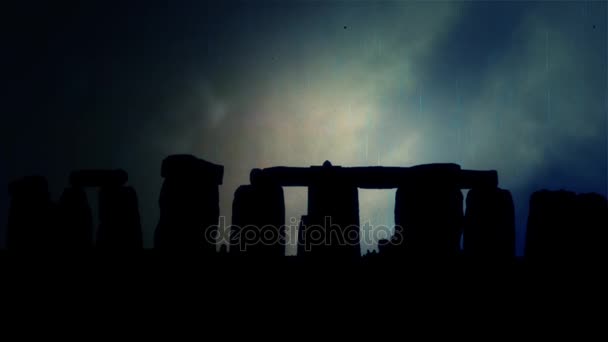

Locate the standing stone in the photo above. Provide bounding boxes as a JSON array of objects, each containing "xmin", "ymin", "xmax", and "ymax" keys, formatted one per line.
[
  {"xmin": 154, "ymin": 155, "xmax": 223, "ymax": 252},
  {"xmin": 463, "ymin": 187, "xmax": 515, "ymax": 260},
  {"xmin": 67, "ymin": 169, "xmax": 131, "ymax": 249},
  {"xmin": 572, "ymin": 192, "xmax": 607, "ymax": 261},
  {"xmin": 231, "ymin": 184, "xmax": 285, "ymax": 257},
  {"xmin": 525, "ymin": 190, "xmax": 577, "ymax": 262},
  {"xmin": 395, "ymin": 184, "xmax": 463, "ymax": 258},
  {"xmin": 306, "ymin": 162, "xmax": 360, "ymax": 259},
  {"xmin": 97, "ymin": 185, "xmax": 143, "ymax": 249},
  {"xmin": 297, "ymin": 215, "xmax": 312, "ymax": 257},
  {"xmin": 7, "ymin": 176, "xmax": 55, "ymax": 250},
  {"xmin": 57, "ymin": 186, "xmax": 93, "ymax": 249}
]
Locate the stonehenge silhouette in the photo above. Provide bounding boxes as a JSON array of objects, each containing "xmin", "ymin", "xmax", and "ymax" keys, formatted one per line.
[{"xmin": 4, "ymin": 155, "xmax": 606, "ymax": 267}]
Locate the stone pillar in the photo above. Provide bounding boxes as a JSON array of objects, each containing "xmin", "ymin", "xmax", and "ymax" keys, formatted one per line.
[
  {"xmin": 7, "ymin": 176, "xmax": 55, "ymax": 250},
  {"xmin": 573, "ymin": 193, "xmax": 608, "ymax": 261},
  {"xmin": 297, "ymin": 215, "xmax": 311, "ymax": 257},
  {"xmin": 395, "ymin": 185, "xmax": 463, "ymax": 258},
  {"xmin": 463, "ymin": 187, "xmax": 515, "ymax": 260},
  {"xmin": 525, "ymin": 190, "xmax": 577, "ymax": 262},
  {"xmin": 97, "ymin": 185, "xmax": 143, "ymax": 249},
  {"xmin": 305, "ymin": 163, "xmax": 360, "ymax": 259},
  {"xmin": 154, "ymin": 155, "xmax": 223, "ymax": 252},
  {"xmin": 57, "ymin": 186, "xmax": 93, "ymax": 249},
  {"xmin": 526, "ymin": 190, "xmax": 607, "ymax": 262},
  {"xmin": 67, "ymin": 169, "xmax": 138, "ymax": 250},
  {"xmin": 231, "ymin": 184, "xmax": 285, "ymax": 257}
]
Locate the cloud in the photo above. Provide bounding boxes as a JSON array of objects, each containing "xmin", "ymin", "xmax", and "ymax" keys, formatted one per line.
[
  {"xmin": 4, "ymin": 1, "xmax": 604, "ymax": 253},
  {"xmin": 167, "ymin": 1, "xmax": 604, "ymax": 254}
]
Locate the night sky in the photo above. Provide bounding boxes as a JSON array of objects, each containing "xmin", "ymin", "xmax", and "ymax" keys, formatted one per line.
[{"xmin": 1, "ymin": 0, "xmax": 606, "ymax": 254}]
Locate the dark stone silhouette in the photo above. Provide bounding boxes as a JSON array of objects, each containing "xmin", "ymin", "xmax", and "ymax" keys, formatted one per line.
[
  {"xmin": 251, "ymin": 162, "xmax": 496, "ymax": 259},
  {"xmin": 56, "ymin": 186, "xmax": 93, "ymax": 249},
  {"xmin": 154, "ymin": 154, "xmax": 224, "ymax": 252},
  {"xmin": 231, "ymin": 183, "xmax": 285, "ymax": 257},
  {"xmin": 525, "ymin": 190, "xmax": 608, "ymax": 264},
  {"xmin": 96, "ymin": 185, "xmax": 143, "ymax": 249},
  {"xmin": 306, "ymin": 162, "xmax": 360, "ymax": 259},
  {"xmin": 296, "ymin": 215, "xmax": 311, "ymax": 257},
  {"xmin": 463, "ymin": 187, "xmax": 515, "ymax": 260},
  {"xmin": 251, "ymin": 162, "xmax": 497, "ymax": 189},
  {"xmin": 573, "ymin": 193, "xmax": 608, "ymax": 260},
  {"xmin": 7, "ymin": 154, "xmax": 605, "ymax": 274},
  {"xmin": 525, "ymin": 190, "xmax": 577, "ymax": 262},
  {"xmin": 395, "ymin": 183, "xmax": 463, "ymax": 258},
  {"xmin": 67, "ymin": 169, "xmax": 142, "ymax": 250},
  {"xmin": 7, "ymin": 176, "xmax": 55, "ymax": 250}
]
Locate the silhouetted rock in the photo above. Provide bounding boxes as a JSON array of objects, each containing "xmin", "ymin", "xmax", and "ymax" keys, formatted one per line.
[
  {"xmin": 9, "ymin": 150, "xmax": 606, "ymax": 274},
  {"xmin": 463, "ymin": 187, "xmax": 515, "ymax": 260},
  {"xmin": 572, "ymin": 192, "xmax": 607, "ymax": 261},
  {"xmin": 70, "ymin": 169, "xmax": 128, "ymax": 188},
  {"xmin": 7, "ymin": 176, "xmax": 55, "ymax": 250},
  {"xmin": 252, "ymin": 162, "xmax": 497, "ymax": 189},
  {"xmin": 525, "ymin": 190, "xmax": 577, "ymax": 262},
  {"xmin": 57, "ymin": 186, "xmax": 93, "ymax": 249},
  {"xmin": 161, "ymin": 154, "xmax": 223, "ymax": 183},
  {"xmin": 231, "ymin": 184, "xmax": 285, "ymax": 257},
  {"xmin": 248, "ymin": 162, "xmax": 499, "ymax": 260},
  {"xmin": 297, "ymin": 215, "xmax": 311, "ymax": 257},
  {"xmin": 306, "ymin": 161, "xmax": 360, "ymax": 259},
  {"xmin": 154, "ymin": 155, "xmax": 223, "ymax": 251},
  {"xmin": 526, "ymin": 190, "xmax": 608, "ymax": 264},
  {"xmin": 97, "ymin": 185, "xmax": 143, "ymax": 249},
  {"xmin": 395, "ymin": 184, "xmax": 463, "ymax": 258}
]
